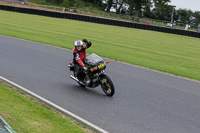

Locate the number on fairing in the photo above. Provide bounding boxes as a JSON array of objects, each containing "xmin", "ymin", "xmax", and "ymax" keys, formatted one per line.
[{"xmin": 98, "ymin": 64, "xmax": 105, "ymax": 69}]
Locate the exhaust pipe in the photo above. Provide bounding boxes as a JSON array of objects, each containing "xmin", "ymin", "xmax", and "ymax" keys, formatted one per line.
[{"xmin": 70, "ymin": 75, "xmax": 85, "ymax": 86}]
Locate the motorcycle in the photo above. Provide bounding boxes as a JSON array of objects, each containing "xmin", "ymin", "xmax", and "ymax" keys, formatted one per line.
[{"xmin": 68, "ymin": 53, "xmax": 115, "ymax": 97}]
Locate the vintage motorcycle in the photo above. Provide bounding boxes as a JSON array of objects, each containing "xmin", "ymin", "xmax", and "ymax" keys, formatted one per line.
[{"xmin": 68, "ymin": 53, "xmax": 115, "ymax": 97}]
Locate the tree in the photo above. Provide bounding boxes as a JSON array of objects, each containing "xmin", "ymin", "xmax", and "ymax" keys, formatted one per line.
[
  {"xmin": 113, "ymin": 0, "xmax": 125, "ymax": 14},
  {"xmin": 142, "ymin": 1, "xmax": 153, "ymax": 18},
  {"xmin": 193, "ymin": 11, "xmax": 200, "ymax": 26},
  {"xmin": 134, "ymin": 0, "xmax": 151, "ymax": 18},
  {"xmin": 124, "ymin": 0, "xmax": 134, "ymax": 15},
  {"xmin": 105, "ymin": 0, "xmax": 114, "ymax": 12},
  {"xmin": 124, "ymin": 0, "xmax": 150, "ymax": 18},
  {"xmin": 176, "ymin": 9, "xmax": 193, "ymax": 24},
  {"xmin": 151, "ymin": 0, "xmax": 172, "ymax": 20}
]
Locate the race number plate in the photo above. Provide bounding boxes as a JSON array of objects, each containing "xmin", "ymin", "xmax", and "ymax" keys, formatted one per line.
[{"xmin": 98, "ymin": 63, "xmax": 105, "ymax": 69}]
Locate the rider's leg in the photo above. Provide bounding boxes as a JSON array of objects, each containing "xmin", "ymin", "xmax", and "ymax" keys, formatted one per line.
[{"xmin": 75, "ymin": 64, "xmax": 85, "ymax": 78}]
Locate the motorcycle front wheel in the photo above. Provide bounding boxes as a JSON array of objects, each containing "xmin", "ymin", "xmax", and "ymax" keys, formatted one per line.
[{"xmin": 100, "ymin": 74, "xmax": 115, "ymax": 97}]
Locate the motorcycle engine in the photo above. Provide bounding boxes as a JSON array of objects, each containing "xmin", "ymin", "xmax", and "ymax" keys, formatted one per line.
[{"xmin": 92, "ymin": 73, "xmax": 99, "ymax": 83}]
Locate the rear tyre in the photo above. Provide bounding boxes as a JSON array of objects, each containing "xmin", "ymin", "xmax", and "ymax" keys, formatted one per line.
[{"xmin": 100, "ymin": 74, "xmax": 115, "ymax": 97}]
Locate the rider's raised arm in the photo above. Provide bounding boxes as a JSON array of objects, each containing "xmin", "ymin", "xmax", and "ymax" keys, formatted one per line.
[{"xmin": 82, "ymin": 39, "xmax": 92, "ymax": 49}]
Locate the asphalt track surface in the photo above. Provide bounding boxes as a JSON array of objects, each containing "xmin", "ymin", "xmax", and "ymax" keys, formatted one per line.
[{"xmin": 1, "ymin": 35, "xmax": 200, "ymax": 133}]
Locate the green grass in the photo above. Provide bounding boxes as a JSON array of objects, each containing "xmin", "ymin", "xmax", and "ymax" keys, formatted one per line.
[
  {"xmin": 0, "ymin": 81, "xmax": 93, "ymax": 133},
  {"xmin": 0, "ymin": 10, "xmax": 200, "ymax": 81}
]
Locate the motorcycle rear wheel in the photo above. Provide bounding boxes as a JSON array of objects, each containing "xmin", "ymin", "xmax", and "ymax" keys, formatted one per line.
[{"xmin": 100, "ymin": 74, "xmax": 115, "ymax": 97}]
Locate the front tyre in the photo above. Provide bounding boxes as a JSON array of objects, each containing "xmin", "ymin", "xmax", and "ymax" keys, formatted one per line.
[{"xmin": 100, "ymin": 74, "xmax": 115, "ymax": 97}]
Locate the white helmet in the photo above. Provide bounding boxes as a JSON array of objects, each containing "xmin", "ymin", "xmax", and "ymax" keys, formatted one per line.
[{"xmin": 74, "ymin": 40, "xmax": 83, "ymax": 47}]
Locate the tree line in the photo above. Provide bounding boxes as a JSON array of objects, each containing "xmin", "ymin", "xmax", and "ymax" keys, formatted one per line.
[
  {"xmin": 102, "ymin": 0, "xmax": 200, "ymax": 26},
  {"xmin": 45, "ymin": 0, "xmax": 200, "ymax": 26}
]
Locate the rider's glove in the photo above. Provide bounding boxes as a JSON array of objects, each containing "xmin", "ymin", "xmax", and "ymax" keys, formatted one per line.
[
  {"xmin": 82, "ymin": 39, "xmax": 88, "ymax": 44},
  {"xmin": 83, "ymin": 66, "xmax": 88, "ymax": 71}
]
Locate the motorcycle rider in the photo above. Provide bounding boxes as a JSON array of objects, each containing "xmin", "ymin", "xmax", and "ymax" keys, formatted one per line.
[{"xmin": 73, "ymin": 39, "xmax": 92, "ymax": 85}]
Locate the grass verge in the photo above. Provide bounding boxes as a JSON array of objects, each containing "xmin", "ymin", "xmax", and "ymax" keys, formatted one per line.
[
  {"xmin": 0, "ymin": 80, "xmax": 95, "ymax": 133},
  {"xmin": 27, "ymin": 0, "xmax": 102, "ymax": 10},
  {"xmin": 0, "ymin": 10, "xmax": 200, "ymax": 81}
]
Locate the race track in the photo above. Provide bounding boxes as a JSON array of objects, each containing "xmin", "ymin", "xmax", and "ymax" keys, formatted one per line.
[{"xmin": 0, "ymin": 35, "xmax": 200, "ymax": 133}]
